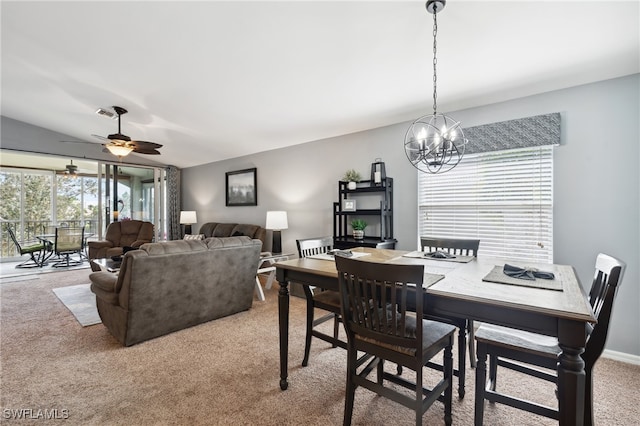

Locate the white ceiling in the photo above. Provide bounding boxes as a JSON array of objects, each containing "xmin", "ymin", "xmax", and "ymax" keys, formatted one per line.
[{"xmin": 2, "ymin": 1, "xmax": 639, "ymax": 169}]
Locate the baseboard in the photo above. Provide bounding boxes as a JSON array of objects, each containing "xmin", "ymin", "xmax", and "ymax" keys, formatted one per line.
[{"xmin": 602, "ymin": 349, "xmax": 640, "ymax": 365}]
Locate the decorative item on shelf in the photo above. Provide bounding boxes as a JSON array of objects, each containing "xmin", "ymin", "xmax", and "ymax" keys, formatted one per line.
[
  {"xmin": 342, "ymin": 199, "xmax": 356, "ymax": 212},
  {"xmin": 179, "ymin": 211, "xmax": 197, "ymax": 235},
  {"xmin": 403, "ymin": 0, "xmax": 468, "ymax": 174},
  {"xmin": 350, "ymin": 219, "xmax": 367, "ymax": 240},
  {"xmin": 370, "ymin": 158, "xmax": 386, "ymax": 185},
  {"xmin": 266, "ymin": 211, "xmax": 288, "ymax": 254},
  {"xmin": 342, "ymin": 169, "xmax": 362, "ymax": 190}
]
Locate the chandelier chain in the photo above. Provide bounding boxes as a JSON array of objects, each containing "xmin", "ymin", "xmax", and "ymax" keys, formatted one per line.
[{"xmin": 432, "ymin": 3, "xmax": 438, "ymax": 115}]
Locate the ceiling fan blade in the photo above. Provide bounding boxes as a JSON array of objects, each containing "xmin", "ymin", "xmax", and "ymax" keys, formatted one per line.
[
  {"xmin": 132, "ymin": 148, "xmax": 161, "ymax": 155},
  {"xmin": 60, "ymin": 139, "xmax": 99, "ymax": 145},
  {"xmin": 91, "ymin": 134, "xmax": 110, "ymax": 142},
  {"xmin": 130, "ymin": 140, "xmax": 163, "ymax": 150}
]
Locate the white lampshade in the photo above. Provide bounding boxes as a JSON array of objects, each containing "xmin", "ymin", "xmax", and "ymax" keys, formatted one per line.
[
  {"xmin": 266, "ymin": 211, "xmax": 288, "ymax": 230},
  {"xmin": 105, "ymin": 144, "xmax": 134, "ymax": 157},
  {"xmin": 180, "ymin": 211, "xmax": 197, "ymax": 224}
]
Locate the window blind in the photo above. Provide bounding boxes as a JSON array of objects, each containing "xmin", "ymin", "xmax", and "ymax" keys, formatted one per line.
[{"xmin": 418, "ymin": 146, "xmax": 553, "ymax": 264}]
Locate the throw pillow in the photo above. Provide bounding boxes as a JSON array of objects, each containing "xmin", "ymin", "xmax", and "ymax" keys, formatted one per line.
[{"xmin": 183, "ymin": 234, "xmax": 205, "ymax": 241}]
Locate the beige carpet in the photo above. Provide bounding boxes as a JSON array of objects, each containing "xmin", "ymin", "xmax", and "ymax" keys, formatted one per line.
[{"xmin": 1, "ymin": 268, "xmax": 639, "ymax": 425}]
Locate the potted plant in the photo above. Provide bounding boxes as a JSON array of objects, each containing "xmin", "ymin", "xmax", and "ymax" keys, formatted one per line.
[
  {"xmin": 342, "ymin": 169, "xmax": 362, "ymax": 190},
  {"xmin": 351, "ymin": 219, "xmax": 367, "ymax": 239}
]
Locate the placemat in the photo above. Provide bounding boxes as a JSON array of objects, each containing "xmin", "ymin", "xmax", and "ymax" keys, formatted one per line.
[
  {"xmin": 406, "ymin": 272, "xmax": 445, "ymax": 289},
  {"xmin": 306, "ymin": 252, "xmax": 371, "ymax": 261},
  {"xmin": 423, "ymin": 272, "xmax": 445, "ymax": 288},
  {"xmin": 482, "ymin": 265, "xmax": 563, "ymax": 291},
  {"xmin": 402, "ymin": 251, "xmax": 475, "ymax": 263}
]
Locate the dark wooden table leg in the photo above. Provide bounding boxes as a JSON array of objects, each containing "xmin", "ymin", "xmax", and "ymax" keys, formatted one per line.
[
  {"xmin": 557, "ymin": 319, "xmax": 587, "ymax": 425},
  {"xmin": 278, "ymin": 275, "xmax": 290, "ymax": 390},
  {"xmin": 474, "ymin": 346, "xmax": 487, "ymax": 425}
]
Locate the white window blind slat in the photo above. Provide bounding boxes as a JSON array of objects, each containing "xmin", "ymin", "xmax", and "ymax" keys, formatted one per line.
[{"xmin": 418, "ymin": 146, "xmax": 553, "ymax": 264}]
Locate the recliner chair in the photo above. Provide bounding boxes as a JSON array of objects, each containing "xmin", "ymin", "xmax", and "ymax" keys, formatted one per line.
[{"xmin": 88, "ymin": 220, "xmax": 154, "ymax": 269}]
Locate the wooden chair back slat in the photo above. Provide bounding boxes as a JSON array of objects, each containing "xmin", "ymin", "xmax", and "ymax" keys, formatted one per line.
[
  {"xmin": 420, "ymin": 236, "xmax": 480, "ymax": 257},
  {"xmin": 296, "ymin": 236, "xmax": 333, "ymax": 258}
]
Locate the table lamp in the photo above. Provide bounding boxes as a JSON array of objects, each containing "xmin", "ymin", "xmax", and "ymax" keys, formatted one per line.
[
  {"xmin": 179, "ymin": 211, "xmax": 197, "ymax": 235},
  {"xmin": 266, "ymin": 211, "xmax": 288, "ymax": 254}
]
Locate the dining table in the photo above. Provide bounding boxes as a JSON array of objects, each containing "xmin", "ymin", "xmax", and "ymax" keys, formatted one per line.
[
  {"xmin": 35, "ymin": 233, "xmax": 56, "ymax": 266},
  {"xmin": 274, "ymin": 247, "xmax": 595, "ymax": 426}
]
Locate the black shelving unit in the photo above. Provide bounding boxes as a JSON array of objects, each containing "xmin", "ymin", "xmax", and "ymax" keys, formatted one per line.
[{"xmin": 333, "ymin": 178, "xmax": 396, "ymax": 250}]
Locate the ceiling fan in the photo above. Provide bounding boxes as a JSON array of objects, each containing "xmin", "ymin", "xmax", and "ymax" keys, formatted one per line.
[
  {"xmin": 92, "ymin": 106, "xmax": 162, "ymax": 156},
  {"xmin": 55, "ymin": 160, "xmax": 78, "ymax": 176}
]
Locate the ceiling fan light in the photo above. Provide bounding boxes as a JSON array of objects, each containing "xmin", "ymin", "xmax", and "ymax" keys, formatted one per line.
[{"xmin": 106, "ymin": 144, "xmax": 134, "ymax": 157}]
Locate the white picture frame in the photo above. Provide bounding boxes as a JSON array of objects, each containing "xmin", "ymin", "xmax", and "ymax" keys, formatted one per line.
[{"xmin": 342, "ymin": 199, "xmax": 356, "ymax": 211}]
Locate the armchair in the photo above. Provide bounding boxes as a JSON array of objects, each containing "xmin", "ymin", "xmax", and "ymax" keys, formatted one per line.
[{"xmin": 88, "ymin": 220, "xmax": 154, "ymax": 266}]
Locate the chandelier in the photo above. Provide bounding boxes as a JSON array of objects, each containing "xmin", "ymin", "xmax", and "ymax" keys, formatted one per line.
[{"xmin": 404, "ymin": 0, "xmax": 467, "ymax": 174}]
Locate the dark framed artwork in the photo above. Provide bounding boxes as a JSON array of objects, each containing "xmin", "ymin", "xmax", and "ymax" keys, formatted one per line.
[{"xmin": 225, "ymin": 168, "xmax": 257, "ymax": 206}]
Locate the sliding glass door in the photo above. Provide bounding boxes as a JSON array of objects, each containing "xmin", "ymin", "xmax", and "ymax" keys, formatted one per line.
[
  {"xmin": 97, "ymin": 163, "xmax": 166, "ymax": 243},
  {"xmin": 1, "ymin": 151, "xmax": 167, "ymax": 261}
]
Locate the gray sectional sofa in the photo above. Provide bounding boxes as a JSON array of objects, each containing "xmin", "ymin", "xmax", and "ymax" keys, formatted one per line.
[{"xmin": 89, "ymin": 236, "xmax": 262, "ymax": 346}]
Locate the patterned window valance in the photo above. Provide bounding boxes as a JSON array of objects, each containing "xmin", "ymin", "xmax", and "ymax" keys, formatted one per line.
[{"xmin": 464, "ymin": 113, "xmax": 560, "ymax": 154}]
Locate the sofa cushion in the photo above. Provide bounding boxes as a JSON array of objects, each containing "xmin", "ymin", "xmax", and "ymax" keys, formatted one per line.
[
  {"xmin": 231, "ymin": 224, "xmax": 260, "ymax": 238},
  {"xmin": 120, "ymin": 220, "xmax": 142, "ymax": 235},
  {"xmin": 205, "ymin": 235, "xmax": 253, "ymax": 249},
  {"xmin": 140, "ymin": 239, "xmax": 208, "ymax": 255},
  {"xmin": 212, "ymin": 223, "xmax": 237, "ymax": 237},
  {"xmin": 198, "ymin": 222, "xmax": 219, "ymax": 238}
]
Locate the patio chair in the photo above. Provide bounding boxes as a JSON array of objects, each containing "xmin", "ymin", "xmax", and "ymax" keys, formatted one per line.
[
  {"xmin": 52, "ymin": 227, "xmax": 84, "ymax": 268},
  {"xmin": 6, "ymin": 226, "xmax": 46, "ymax": 268}
]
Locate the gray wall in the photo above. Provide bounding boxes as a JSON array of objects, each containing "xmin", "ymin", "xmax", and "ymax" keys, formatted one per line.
[
  {"xmin": 183, "ymin": 74, "xmax": 639, "ymax": 357},
  {"xmin": 1, "ymin": 116, "xmax": 167, "ymax": 168}
]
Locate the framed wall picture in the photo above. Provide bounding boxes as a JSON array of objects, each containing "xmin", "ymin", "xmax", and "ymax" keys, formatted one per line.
[
  {"xmin": 225, "ymin": 168, "xmax": 257, "ymax": 206},
  {"xmin": 342, "ymin": 199, "xmax": 356, "ymax": 211}
]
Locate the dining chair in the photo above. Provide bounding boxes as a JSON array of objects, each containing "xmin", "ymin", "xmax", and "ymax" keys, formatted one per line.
[
  {"xmin": 52, "ymin": 227, "xmax": 85, "ymax": 268},
  {"xmin": 420, "ymin": 236, "xmax": 480, "ymax": 398},
  {"xmin": 335, "ymin": 255, "xmax": 455, "ymax": 426},
  {"xmin": 296, "ymin": 236, "xmax": 345, "ymax": 367},
  {"xmin": 6, "ymin": 226, "xmax": 46, "ymax": 268},
  {"xmin": 474, "ymin": 253, "xmax": 626, "ymax": 425}
]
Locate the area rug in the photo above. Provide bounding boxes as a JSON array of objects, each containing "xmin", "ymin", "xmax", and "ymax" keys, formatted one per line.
[{"xmin": 52, "ymin": 284, "xmax": 101, "ymax": 326}]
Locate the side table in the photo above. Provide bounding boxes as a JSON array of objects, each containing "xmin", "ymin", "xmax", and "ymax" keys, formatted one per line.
[
  {"xmin": 90, "ymin": 258, "xmax": 121, "ymax": 273},
  {"xmin": 255, "ymin": 252, "xmax": 293, "ymax": 302}
]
